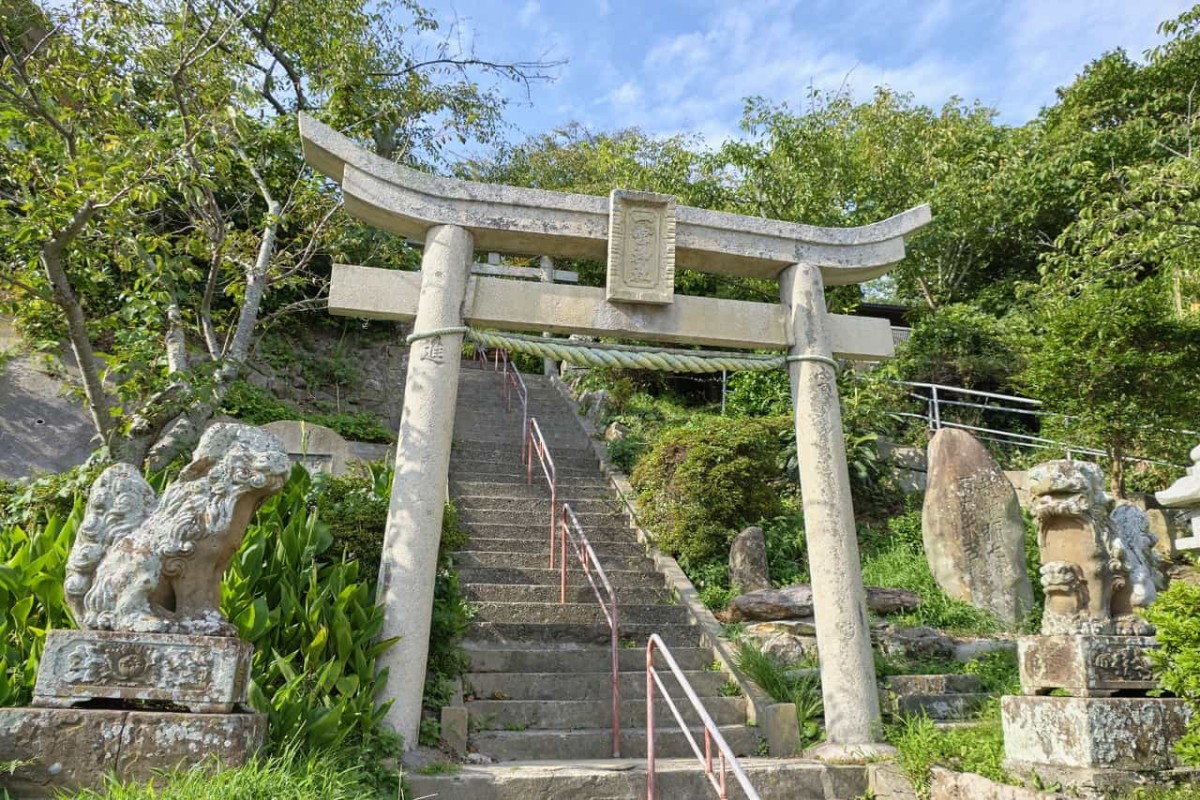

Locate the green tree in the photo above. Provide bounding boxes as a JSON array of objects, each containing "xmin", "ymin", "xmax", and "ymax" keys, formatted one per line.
[{"xmin": 0, "ymin": 0, "xmax": 554, "ymax": 466}]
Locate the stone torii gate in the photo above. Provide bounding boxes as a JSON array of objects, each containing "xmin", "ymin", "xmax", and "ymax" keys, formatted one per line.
[{"xmin": 298, "ymin": 113, "xmax": 931, "ymax": 758}]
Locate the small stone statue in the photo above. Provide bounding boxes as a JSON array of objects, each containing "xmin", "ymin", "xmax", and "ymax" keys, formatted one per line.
[
  {"xmin": 1029, "ymin": 460, "xmax": 1160, "ymax": 636},
  {"xmin": 64, "ymin": 423, "xmax": 291, "ymax": 636},
  {"xmin": 1155, "ymin": 443, "xmax": 1200, "ymax": 542}
]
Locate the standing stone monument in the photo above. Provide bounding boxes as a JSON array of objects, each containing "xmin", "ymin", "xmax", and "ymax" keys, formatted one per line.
[
  {"xmin": 297, "ymin": 113, "xmax": 932, "ymax": 758},
  {"xmin": 262, "ymin": 419, "xmax": 357, "ymax": 475},
  {"xmin": 923, "ymin": 429, "xmax": 1034, "ymax": 626},
  {"xmin": 0, "ymin": 424, "xmax": 289, "ymax": 797},
  {"xmin": 1002, "ymin": 459, "xmax": 1187, "ymax": 796}
]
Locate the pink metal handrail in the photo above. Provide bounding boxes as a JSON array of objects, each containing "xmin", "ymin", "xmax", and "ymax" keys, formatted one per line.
[
  {"xmin": 525, "ymin": 417, "xmax": 558, "ymax": 568},
  {"xmin": 500, "ymin": 356, "xmax": 529, "ymax": 464},
  {"xmin": 559, "ymin": 504, "xmax": 621, "ymax": 757},
  {"xmin": 646, "ymin": 634, "xmax": 761, "ymax": 800}
]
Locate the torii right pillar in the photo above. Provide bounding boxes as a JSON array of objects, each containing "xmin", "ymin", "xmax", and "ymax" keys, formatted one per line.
[{"xmin": 782, "ymin": 263, "xmax": 892, "ymax": 759}]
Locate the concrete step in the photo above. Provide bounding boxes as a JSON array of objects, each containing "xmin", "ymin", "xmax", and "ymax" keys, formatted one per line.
[
  {"xmin": 451, "ymin": 445, "xmax": 597, "ymax": 466},
  {"xmin": 883, "ymin": 674, "xmax": 982, "ymax": 695},
  {"xmin": 460, "ymin": 508, "xmax": 627, "ymax": 528},
  {"xmin": 462, "ymin": 645, "xmax": 711, "ymax": 674},
  {"xmin": 468, "ymin": 670, "xmax": 733, "ymax": 703},
  {"xmin": 469, "ymin": 601, "xmax": 689, "ymax": 626},
  {"xmin": 454, "ymin": 550, "xmax": 652, "ymax": 572},
  {"xmin": 469, "ymin": 725, "xmax": 761, "ymax": 762},
  {"xmin": 458, "ymin": 496, "xmax": 621, "ymax": 514},
  {"xmin": 462, "ymin": 584, "xmax": 670, "ymax": 606},
  {"xmin": 460, "ymin": 523, "xmax": 634, "ymax": 541},
  {"xmin": 407, "ymin": 758, "xmax": 869, "ymax": 800},
  {"xmin": 457, "ymin": 566, "xmax": 666, "ymax": 591},
  {"xmin": 450, "ymin": 459, "xmax": 600, "ymax": 478},
  {"xmin": 466, "ymin": 696, "xmax": 748, "ymax": 730},
  {"xmin": 465, "ymin": 622, "xmax": 703, "ymax": 648},
  {"xmin": 888, "ymin": 692, "xmax": 992, "ymax": 721},
  {"xmin": 463, "ymin": 536, "xmax": 643, "ymax": 557},
  {"xmin": 452, "ymin": 480, "xmax": 612, "ymax": 498}
]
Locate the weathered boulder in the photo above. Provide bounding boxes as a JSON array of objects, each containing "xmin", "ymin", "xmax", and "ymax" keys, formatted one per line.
[
  {"xmin": 874, "ymin": 625, "xmax": 957, "ymax": 662},
  {"xmin": 923, "ymin": 429, "xmax": 1034, "ymax": 626},
  {"xmin": 604, "ymin": 421, "xmax": 630, "ymax": 442},
  {"xmin": 727, "ymin": 584, "xmax": 920, "ymax": 622},
  {"xmin": 729, "ymin": 526, "xmax": 771, "ymax": 592}
]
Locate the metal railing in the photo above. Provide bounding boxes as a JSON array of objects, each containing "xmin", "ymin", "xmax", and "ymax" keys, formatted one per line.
[
  {"xmin": 526, "ymin": 417, "xmax": 558, "ymax": 568},
  {"xmin": 557, "ymin": 504, "xmax": 621, "ymax": 757},
  {"xmin": 646, "ymin": 634, "xmax": 760, "ymax": 800},
  {"xmin": 891, "ymin": 380, "xmax": 1190, "ymax": 469},
  {"xmin": 500, "ymin": 355, "xmax": 529, "ymax": 463}
]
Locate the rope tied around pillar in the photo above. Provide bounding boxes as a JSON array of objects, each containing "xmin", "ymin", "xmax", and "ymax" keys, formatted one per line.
[
  {"xmin": 784, "ymin": 353, "xmax": 841, "ymax": 370},
  {"xmin": 405, "ymin": 326, "xmax": 470, "ymax": 344}
]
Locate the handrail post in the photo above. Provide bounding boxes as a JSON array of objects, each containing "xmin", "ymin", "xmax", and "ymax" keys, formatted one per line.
[
  {"xmin": 560, "ymin": 508, "xmax": 567, "ymax": 604},
  {"xmin": 647, "ymin": 642, "xmax": 656, "ymax": 800},
  {"xmin": 611, "ymin": 598, "xmax": 620, "ymax": 758}
]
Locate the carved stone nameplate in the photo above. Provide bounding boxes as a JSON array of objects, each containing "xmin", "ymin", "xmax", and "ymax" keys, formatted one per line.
[
  {"xmin": 33, "ymin": 629, "xmax": 253, "ymax": 713},
  {"xmin": 1018, "ymin": 634, "xmax": 1158, "ymax": 697},
  {"xmin": 606, "ymin": 189, "xmax": 676, "ymax": 305}
]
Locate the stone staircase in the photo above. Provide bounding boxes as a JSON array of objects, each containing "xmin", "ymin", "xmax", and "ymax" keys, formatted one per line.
[{"xmin": 409, "ymin": 362, "xmax": 869, "ymax": 799}]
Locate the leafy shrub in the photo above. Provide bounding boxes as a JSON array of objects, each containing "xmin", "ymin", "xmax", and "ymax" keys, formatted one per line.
[
  {"xmin": 760, "ymin": 512, "xmax": 809, "ymax": 587},
  {"xmin": 725, "ymin": 370, "xmax": 791, "ymax": 417},
  {"xmin": 1144, "ymin": 581, "xmax": 1200, "ymax": 766},
  {"xmin": 631, "ymin": 415, "xmax": 787, "ymax": 566},
  {"xmin": 893, "ymin": 304, "xmax": 1020, "ymax": 392},
  {"xmin": 311, "ymin": 468, "xmax": 392, "ymax": 582},
  {"xmin": 605, "ymin": 435, "xmax": 646, "ymax": 474}
]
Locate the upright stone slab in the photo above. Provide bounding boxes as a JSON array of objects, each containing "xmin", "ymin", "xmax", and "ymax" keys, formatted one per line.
[
  {"xmin": 923, "ymin": 429, "xmax": 1033, "ymax": 626},
  {"xmin": 262, "ymin": 420, "xmax": 357, "ymax": 475},
  {"xmin": 729, "ymin": 525, "xmax": 770, "ymax": 593}
]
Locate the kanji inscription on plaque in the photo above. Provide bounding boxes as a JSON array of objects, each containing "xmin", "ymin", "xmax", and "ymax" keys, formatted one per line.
[{"xmin": 606, "ymin": 189, "xmax": 676, "ymax": 305}]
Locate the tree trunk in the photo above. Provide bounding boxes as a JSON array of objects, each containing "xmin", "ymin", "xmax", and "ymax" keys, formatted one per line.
[{"xmin": 39, "ymin": 201, "xmax": 113, "ymax": 447}]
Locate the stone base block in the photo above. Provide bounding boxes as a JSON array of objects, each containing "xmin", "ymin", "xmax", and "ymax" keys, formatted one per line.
[
  {"xmin": 1017, "ymin": 635, "xmax": 1156, "ymax": 696},
  {"xmin": 1002, "ymin": 696, "xmax": 1190, "ymax": 775},
  {"xmin": 33, "ymin": 629, "xmax": 252, "ymax": 713},
  {"xmin": 0, "ymin": 707, "xmax": 265, "ymax": 798}
]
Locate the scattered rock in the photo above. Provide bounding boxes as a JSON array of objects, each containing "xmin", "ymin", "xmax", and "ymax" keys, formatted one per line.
[
  {"xmin": 729, "ymin": 526, "xmax": 771, "ymax": 593},
  {"xmin": 923, "ymin": 429, "xmax": 1034, "ymax": 627},
  {"xmin": 604, "ymin": 421, "xmax": 630, "ymax": 442},
  {"xmin": 727, "ymin": 585, "xmax": 920, "ymax": 622},
  {"xmin": 930, "ymin": 767, "xmax": 1067, "ymax": 800},
  {"xmin": 874, "ymin": 625, "xmax": 956, "ymax": 663}
]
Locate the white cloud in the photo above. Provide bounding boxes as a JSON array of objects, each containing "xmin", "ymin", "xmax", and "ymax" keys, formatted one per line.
[
  {"xmin": 607, "ymin": 80, "xmax": 642, "ymax": 108},
  {"xmin": 517, "ymin": 0, "xmax": 541, "ymax": 29}
]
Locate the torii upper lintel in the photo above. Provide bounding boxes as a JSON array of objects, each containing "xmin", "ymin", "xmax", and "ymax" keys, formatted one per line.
[{"xmin": 299, "ymin": 113, "xmax": 931, "ymax": 284}]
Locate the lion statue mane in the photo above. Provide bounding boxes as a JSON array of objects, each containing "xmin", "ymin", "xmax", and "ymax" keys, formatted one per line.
[{"xmin": 64, "ymin": 423, "xmax": 291, "ymax": 636}]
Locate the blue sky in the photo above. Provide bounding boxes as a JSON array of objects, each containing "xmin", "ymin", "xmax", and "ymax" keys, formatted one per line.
[{"xmin": 416, "ymin": 0, "xmax": 1195, "ymax": 150}]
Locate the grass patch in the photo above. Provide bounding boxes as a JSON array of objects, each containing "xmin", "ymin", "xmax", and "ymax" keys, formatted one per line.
[
  {"xmin": 735, "ymin": 641, "xmax": 824, "ymax": 748},
  {"xmin": 70, "ymin": 748, "xmax": 384, "ymax": 799},
  {"xmin": 887, "ymin": 702, "xmax": 1011, "ymax": 800},
  {"xmin": 416, "ymin": 761, "xmax": 462, "ymax": 776},
  {"xmin": 859, "ymin": 508, "xmax": 1002, "ymax": 635}
]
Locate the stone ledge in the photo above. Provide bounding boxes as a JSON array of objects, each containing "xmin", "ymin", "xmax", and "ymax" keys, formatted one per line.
[
  {"xmin": 1017, "ymin": 635, "xmax": 1157, "ymax": 696},
  {"xmin": 0, "ymin": 707, "xmax": 265, "ymax": 798}
]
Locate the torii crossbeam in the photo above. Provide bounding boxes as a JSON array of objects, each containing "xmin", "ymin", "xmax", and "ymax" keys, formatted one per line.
[{"xmin": 299, "ymin": 113, "xmax": 931, "ymax": 759}]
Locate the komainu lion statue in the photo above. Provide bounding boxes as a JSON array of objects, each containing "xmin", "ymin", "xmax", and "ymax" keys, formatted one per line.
[
  {"xmin": 64, "ymin": 423, "xmax": 291, "ymax": 636},
  {"xmin": 1029, "ymin": 459, "xmax": 1160, "ymax": 636}
]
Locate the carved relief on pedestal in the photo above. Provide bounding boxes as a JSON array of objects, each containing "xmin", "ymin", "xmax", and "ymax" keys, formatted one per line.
[{"xmin": 606, "ymin": 189, "xmax": 676, "ymax": 305}]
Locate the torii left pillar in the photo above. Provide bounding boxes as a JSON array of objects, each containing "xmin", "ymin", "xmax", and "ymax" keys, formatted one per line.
[{"xmin": 375, "ymin": 224, "xmax": 473, "ymax": 747}]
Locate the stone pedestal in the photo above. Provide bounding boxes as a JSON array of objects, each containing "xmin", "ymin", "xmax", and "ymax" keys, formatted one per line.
[
  {"xmin": 1017, "ymin": 635, "xmax": 1157, "ymax": 697},
  {"xmin": 1002, "ymin": 696, "xmax": 1190, "ymax": 792},
  {"xmin": 0, "ymin": 707, "xmax": 265, "ymax": 798},
  {"xmin": 33, "ymin": 630, "xmax": 253, "ymax": 713}
]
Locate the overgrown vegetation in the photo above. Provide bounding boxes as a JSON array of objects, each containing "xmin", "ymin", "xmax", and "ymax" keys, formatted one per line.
[
  {"xmin": 734, "ymin": 641, "xmax": 824, "ymax": 749},
  {"xmin": 1145, "ymin": 581, "xmax": 1200, "ymax": 766},
  {"xmin": 888, "ymin": 707, "xmax": 1010, "ymax": 800},
  {"xmin": 69, "ymin": 748, "xmax": 381, "ymax": 800},
  {"xmin": 220, "ymin": 381, "xmax": 394, "ymax": 443},
  {"xmin": 0, "ymin": 461, "xmax": 471, "ymax": 767}
]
